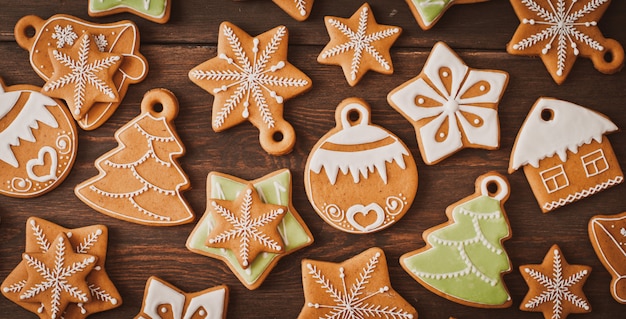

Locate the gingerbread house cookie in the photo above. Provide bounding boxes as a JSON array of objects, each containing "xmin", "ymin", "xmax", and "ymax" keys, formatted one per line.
[{"xmin": 509, "ymin": 97, "xmax": 623, "ymax": 213}]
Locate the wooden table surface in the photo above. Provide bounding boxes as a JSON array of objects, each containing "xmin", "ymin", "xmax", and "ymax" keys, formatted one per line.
[{"xmin": 1, "ymin": 1, "xmax": 625, "ymax": 318}]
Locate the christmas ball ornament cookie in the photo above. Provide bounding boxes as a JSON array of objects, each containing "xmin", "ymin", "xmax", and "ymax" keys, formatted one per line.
[
  {"xmin": 0, "ymin": 78, "xmax": 77, "ymax": 198},
  {"xmin": 304, "ymin": 98, "xmax": 418, "ymax": 234}
]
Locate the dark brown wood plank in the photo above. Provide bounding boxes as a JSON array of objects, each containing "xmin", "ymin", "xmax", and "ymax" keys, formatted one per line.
[{"xmin": 1, "ymin": 0, "xmax": 626, "ymax": 318}]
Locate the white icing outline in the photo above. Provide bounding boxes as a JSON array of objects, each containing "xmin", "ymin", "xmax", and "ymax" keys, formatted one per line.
[
  {"xmin": 479, "ymin": 175, "xmax": 509, "ymax": 201},
  {"xmin": 580, "ymin": 148, "xmax": 609, "ymax": 177},
  {"xmin": 539, "ymin": 164, "xmax": 569, "ymax": 194},
  {"xmin": 26, "ymin": 146, "xmax": 58, "ymax": 183},
  {"xmin": 589, "ymin": 214, "xmax": 626, "ymax": 303},
  {"xmin": 542, "ymin": 176, "xmax": 623, "ymax": 211},
  {"xmin": 345, "ymin": 203, "xmax": 385, "ymax": 232}
]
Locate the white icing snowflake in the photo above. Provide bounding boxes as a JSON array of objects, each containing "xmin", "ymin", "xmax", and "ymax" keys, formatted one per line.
[
  {"xmin": 190, "ymin": 25, "xmax": 309, "ymax": 129},
  {"xmin": 321, "ymin": 5, "xmax": 400, "ymax": 81},
  {"xmin": 43, "ymin": 34, "xmax": 120, "ymax": 116},
  {"xmin": 52, "ymin": 25, "xmax": 78, "ymax": 48},
  {"xmin": 306, "ymin": 252, "xmax": 414, "ymax": 319},
  {"xmin": 523, "ymin": 248, "xmax": 590, "ymax": 319},
  {"xmin": 21, "ymin": 236, "xmax": 96, "ymax": 319},
  {"xmin": 511, "ymin": 0, "xmax": 607, "ymax": 77},
  {"xmin": 94, "ymin": 34, "xmax": 108, "ymax": 52},
  {"xmin": 208, "ymin": 188, "xmax": 285, "ymax": 267}
]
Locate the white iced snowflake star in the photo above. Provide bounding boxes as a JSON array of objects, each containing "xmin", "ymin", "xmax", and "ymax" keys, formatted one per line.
[
  {"xmin": 52, "ymin": 25, "xmax": 78, "ymax": 48},
  {"xmin": 512, "ymin": 0, "xmax": 607, "ymax": 77},
  {"xmin": 523, "ymin": 248, "xmax": 590, "ymax": 319},
  {"xmin": 321, "ymin": 5, "xmax": 400, "ymax": 81},
  {"xmin": 306, "ymin": 252, "xmax": 414, "ymax": 319}
]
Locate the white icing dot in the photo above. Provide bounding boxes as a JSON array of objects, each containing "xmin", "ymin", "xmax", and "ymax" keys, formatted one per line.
[
  {"xmin": 95, "ymin": 266, "xmax": 102, "ymax": 271},
  {"xmin": 474, "ymin": 119, "xmax": 480, "ymax": 124},
  {"xmin": 2, "ymin": 287, "xmax": 8, "ymax": 293},
  {"xmin": 479, "ymin": 85, "xmax": 486, "ymax": 91},
  {"xmin": 417, "ymin": 98, "xmax": 425, "ymax": 104},
  {"xmin": 442, "ymin": 71, "xmax": 449, "ymax": 77},
  {"xmin": 439, "ymin": 132, "xmax": 445, "ymax": 138},
  {"xmin": 199, "ymin": 309, "xmax": 206, "ymax": 316},
  {"xmin": 66, "ymin": 231, "xmax": 72, "ymax": 238},
  {"xmin": 161, "ymin": 307, "xmax": 167, "ymax": 313}
]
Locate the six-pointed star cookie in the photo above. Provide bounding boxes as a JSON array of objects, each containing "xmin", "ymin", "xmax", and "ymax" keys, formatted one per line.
[
  {"xmin": 318, "ymin": 3, "xmax": 402, "ymax": 86},
  {"xmin": 299, "ymin": 247, "xmax": 417, "ymax": 319},
  {"xmin": 520, "ymin": 244, "xmax": 592, "ymax": 319},
  {"xmin": 507, "ymin": 0, "xmax": 624, "ymax": 84},
  {"xmin": 1, "ymin": 217, "xmax": 121, "ymax": 319},
  {"xmin": 405, "ymin": 0, "xmax": 488, "ymax": 30},
  {"xmin": 186, "ymin": 169, "xmax": 314, "ymax": 290},
  {"xmin": 189, "ymin": 22, "xmax": 312, "ymax": 155},
  {"xmin": 43, "ymin": 32, "xmax": 122, "ymax": 121}
]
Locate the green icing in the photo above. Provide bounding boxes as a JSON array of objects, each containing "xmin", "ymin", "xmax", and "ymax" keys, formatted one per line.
[
  {"xmin": 188, "ymin": 171, "xmax": 312, "ymax": 285},
  {"xmin": 90, "ymin": 0, "xmax": 167, "ymax": 17},
  {"xmin": 402, "ymin": 195, "xmax": 511, "ymax": 306},
  {"xmin": 410, "ymin": 0, "xmax": 453, "ymax": 25}
]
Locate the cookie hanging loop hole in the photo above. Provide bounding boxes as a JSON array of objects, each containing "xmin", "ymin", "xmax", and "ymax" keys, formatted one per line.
[
  {"xmin": 479, "ymin": 174, "xmax": 509, "ymax": 201},
  {"xmin": 591, "ymin": 39, "xmax": 624, "ymax": 74},
  {"xmin": 140, "ymin": 88, "xmax": 179, "ymax": 121},
  {"xmin": 259, "ymin": 120, "xmax": 295, "ymax": 156},
  {"xmin": 338, "ymin": 100, "xmax": 370, "ymax": 129},
  {"xmin": 14, "ymin": 15, "xmax": 45, "ymax": 50}
]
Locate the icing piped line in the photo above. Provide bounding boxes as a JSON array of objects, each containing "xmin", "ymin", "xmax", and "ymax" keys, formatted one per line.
[{"xmin": 542, "ymin": 176, "xmax": 623, "ymax": 211}]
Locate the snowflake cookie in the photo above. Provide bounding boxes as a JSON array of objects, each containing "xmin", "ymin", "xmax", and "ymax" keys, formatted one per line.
[
  {"xmin": 186, "ymin": 169, "xmax": 314, "ymax": 290},
  {"xmin": 89, "ymin": 0, "xmax": 171, "ymax": 24},
  {"xmin": 318, "ymin": 3, "xmax": 402, "ymax": 86},
  {"xmin": 75, "ymin": 89, "xmax": 194, "ymax": 226},
  {"xmin": 135, "ymin": 277, "xmax": 228, "ymax": 319},
  {"xmin": 14, "ymin": 14, "xmax": 149, "ymax": 130},
  {"xmin": 388, "ymin": 42, "xmax": 509, "ymax": 165},
  {"xmin": 520, "ymin": 244, "xmax": 592, "ymax": 319},
  {"xmin": 405, "ymin": 0, "xmax": 489, "ymax": 30},
  {"xmin": 400, "ymin": 172, "xmax": 513, "ymax": 308},
  {"xmin": 299, "ymin": 247, "xmax": 417, "ymax": 319},
  {"xmin": 588, "ymin": 212, "xmax": 626, "ymax": 304},
  {"xmin": 1, "ymin": 217, "xmax": 121, "ymax": 319},
  {"xmin": 507, "ymin": 0, "xmax": 624, "ymax": 84},
  {"xmin": 189, "ymin": 22, "xmax": 312, "ymax": 155}
]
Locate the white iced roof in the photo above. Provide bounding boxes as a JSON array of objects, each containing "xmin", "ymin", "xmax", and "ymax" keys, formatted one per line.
[{"xmin": 509, "ymin": 98, "xmax": 618, "ymax": 171}]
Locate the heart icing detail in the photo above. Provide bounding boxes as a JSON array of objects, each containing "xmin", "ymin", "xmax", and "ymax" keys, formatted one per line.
[
  {"xmin": 346, "ymin": 203, "xmax": 385, "ymax": 232},
  {"xmin": 26, "ymin": 146, "xmax": 58, "ymax": 183}
]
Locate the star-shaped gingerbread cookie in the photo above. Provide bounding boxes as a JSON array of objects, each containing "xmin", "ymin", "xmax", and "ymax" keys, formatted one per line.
[
  {"xmin": 186, "ymin": 169, "xmax": 314, "ymax": 290},
  {"xmin": 43, "ymin": 32, "xmax": 123, "ymax": 120},
  {"xmin": 299, "ymin": 247, "xmax": 417, "ymax": 319},
  {"xmin": 1, "ymin": 217, "xmax": 121, "ymax": 319},
  {"xmin": 520, "ymin": 244, "xmax": 591, "ymax": 319},
  {"xmin": 318, "ymin": 3, "xmax": 401, "ymax": 86},
  {"xmin": 189, "ymin": 22, "xmax": 312, "ymax": 155},
  {"xmin": 507, "ymin": 0, "xmax": 624, "ymax": 84}
]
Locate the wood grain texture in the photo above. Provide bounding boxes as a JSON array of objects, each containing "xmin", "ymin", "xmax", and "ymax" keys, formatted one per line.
[{"xmin": 0, "ymin": 0, "xmax": 625, "ymax": 318}]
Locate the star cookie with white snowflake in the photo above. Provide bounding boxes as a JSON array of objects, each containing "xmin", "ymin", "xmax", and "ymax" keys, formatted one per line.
[
  {"xmin": 299, "ymin": 247, "xmax": 417, "ymax": 319},
  {"xmin": 520, "ymin": 244, "xmax": 592, "ymax": 319},
  {"xmin": 189, "ymin": 22, "xmax": 312, "ymax": 155},
  {"xmin": 405, "ymin": 0, "xmax": 489, "ymax": 30},
  {"xmin": 388, "ymin": 42, "xmax": 508, "ymax": 165},
  {"xmin": 507, "ymin": 0, "xmax": 624, "ymax": 84},
  {"xmin": 318, "ymin": 3, "xmax": 401, "ymax": 86},
  {"xmin": 186, "ymin": 169, "xmax": 314, "ymax": 290},
  {"xmin": 14, "ymin": 14, "xmax": 149, "ymax": 130},
  {"xmin": 1, "ymin": 217, "xmax": 121, "ymax": 319}
]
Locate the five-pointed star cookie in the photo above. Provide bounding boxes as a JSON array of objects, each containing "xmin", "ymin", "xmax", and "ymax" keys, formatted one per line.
[
  {"xmin": 299, "ymin": 247, "xmax": 417, "ymax": 319},
  {"xmin": 186, "ymin": 169, "xmax": 314, "ymax": 290},
  {"xmin": 520, "ymin": 244, "xmax": 592, "ymax": 319},
  {"xmin": 189, "ymin": 22, "xmax": 312, "ymax": 155},
  {"xmin": 318, "ymin": 3, "xmax": 402, "ymax": 86},
  {"xmin": 507, "ymin": 0, "xmax": 624, "ymax": 84},
  {"xmin": 206, "ymin": 184, "xmax": 287, "ymax": 269},
  {"xmin": 43, "ymin": 33, "xmax": 123, "ymax": 120},
  {"xmin": 1, "ymin": 217, "xmax": 121, "ymax": 319}
]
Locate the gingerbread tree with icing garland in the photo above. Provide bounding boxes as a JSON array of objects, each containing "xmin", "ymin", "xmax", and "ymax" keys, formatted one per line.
[
  {"xmin": 400, "ymin": 172, "xmax": 513, "ymax": 308},
  {"xmin": 76, "ymin": 89, "xmax": 194, "ymax": 226}
]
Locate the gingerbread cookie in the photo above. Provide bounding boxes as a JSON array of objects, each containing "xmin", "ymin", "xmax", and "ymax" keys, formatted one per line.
[
  {"xmin": 520, "ymin": 244, "xmax": 592, "ymax": 319},
  {"xmin": 388, "ymin": 42, "xmax": 509, "ymax": 165},
  {"xmin": 0, "ymin": 78, "xmax": 77, "ymax": 198},
  {"xmin": 272, "ymin": 0, "xmax": 314, "ymax": 21},
  {"xmin": 405, "ymin": 0, "xmax": 489, "ymax": 30},
  {"xmin": 14, "ymin": 14, "xmax": 148, "ymax": 130},
  {"xmin": 186, "ymin": 169, "xmax": 313, "ymax": 290},
  {"xmin": 89, "ymin": 0, "xmax": 172, "ymax": 24},
  {"xmin": 507, "ymin": 0, "xmax": 624, "ymax": 84},
  {"xmin": 588, "ymin": 212, "xmax": 626, "ymax": 304},
  {"xmin": 1, "ymin": 217, "xmax": 121, "ymax": 319},
  {"xmin": 509, "ymin": 98, "xmax": 623, "ymax": 213},
  {"xmin": 400, "ymin": 172, "xmax": 513, "ymax": 308},
  {"xmin": 299, "ymin": 247, "xmax": 417, "ymax": 319},
  {"xmin": 75, "ymin": 89, "xmax": 194, "ymax": 226},
  {"xmin": 189, "ymin": 22, "xmax": 312, "ymax": 156},
  {"xmin": 304, "ymin": 98, "xmax": 418, "ymax": 234},
  {"xmin": 318, "ymin": 3, "xmax": 402, "ymax": 86},
  {"xmin": 135, "ymin": 277, "xmax": 228, "ymax": 319}
]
